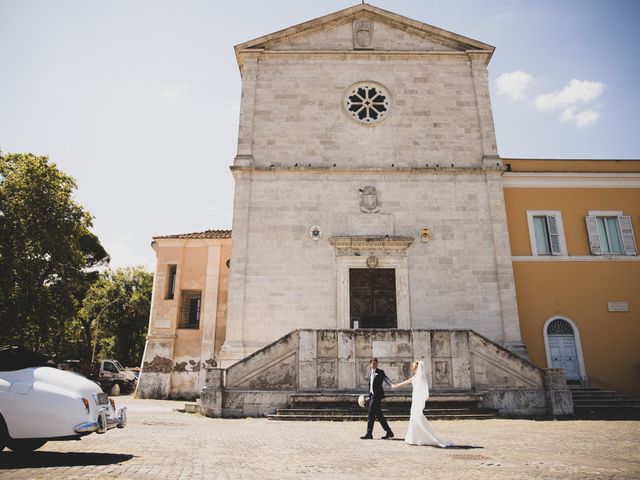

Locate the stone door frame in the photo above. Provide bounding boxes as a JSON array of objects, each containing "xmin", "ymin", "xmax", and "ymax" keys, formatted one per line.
[
  {"xmin": 335, "ymin": 255, "xmax": 411, "ymax": 330},
  {"xmin": 330, "ymin": 236, "xmax": 414, "ymax": 330}
]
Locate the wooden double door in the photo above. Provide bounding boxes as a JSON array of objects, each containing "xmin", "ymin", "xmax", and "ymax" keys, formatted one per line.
[
  {"xmin": 349, "ymin": 268, "xmax": 397, "ymax": 329},
  {"xmin": 548, "ymin": 335, "xmax": 580, "ymax": 380}
]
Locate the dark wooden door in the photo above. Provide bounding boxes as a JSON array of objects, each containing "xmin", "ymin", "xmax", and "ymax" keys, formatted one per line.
[{"xmin": 349, "ymin": 268, "xmax": 397, "ymax": 328}]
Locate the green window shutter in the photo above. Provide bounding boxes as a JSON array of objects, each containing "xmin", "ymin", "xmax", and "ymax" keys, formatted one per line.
[
  {"xmin": 585, "ymin": 216, "xmax": 602, "ymax": 255},
  {"xmin": 547, "ymin": 215, "xmax": 562, "ymax": 255},
  {"xmin": 619, "ymin": 216, "xmax": 638, "ymax": 255}
]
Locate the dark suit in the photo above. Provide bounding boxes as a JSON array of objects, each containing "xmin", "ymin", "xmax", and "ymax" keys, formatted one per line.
[{"xmin": 366, "ymin": 368, "xmax": 393, "ymax": 435}]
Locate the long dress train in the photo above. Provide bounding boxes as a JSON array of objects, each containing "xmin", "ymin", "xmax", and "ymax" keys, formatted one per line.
[{"xmin": 405, "ymin": 361, "xmax": 454, "ymax": 447}]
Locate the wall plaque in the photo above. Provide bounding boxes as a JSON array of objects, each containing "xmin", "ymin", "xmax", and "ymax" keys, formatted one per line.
[
  {"xmin": 155, "ymin": 318, "xmax": 171, "ymax": 329},
  {"xmin": 608, "ymin": 301, "xmax": 629, "ymax": 312}
]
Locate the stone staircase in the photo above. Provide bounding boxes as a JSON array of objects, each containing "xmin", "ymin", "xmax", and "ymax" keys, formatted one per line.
[
  {"xmin": 267, "ymin": 391, "xmax": 498, "ymax": 421},
  {"xmin": 570, "ymin": 385, "xmax": 640, "ymax": 420}
]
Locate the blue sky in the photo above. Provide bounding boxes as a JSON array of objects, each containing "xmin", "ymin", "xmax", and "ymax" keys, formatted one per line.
[{"xmin": 1, "ymin": 0, "xmax": 638, "ymax": 270}]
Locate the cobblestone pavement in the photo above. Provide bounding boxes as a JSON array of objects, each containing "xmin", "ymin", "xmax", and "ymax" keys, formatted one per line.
[{"xmin": 1, "ymin": 396, "xmax": 639, "ymax": 479}]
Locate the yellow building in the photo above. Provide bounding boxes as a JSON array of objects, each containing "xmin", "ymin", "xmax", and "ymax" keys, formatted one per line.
[{"xmin": 503, "ymin": 159, "xmax": 640, "ymax": 397}]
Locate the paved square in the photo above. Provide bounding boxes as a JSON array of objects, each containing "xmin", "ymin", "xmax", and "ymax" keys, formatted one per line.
[{"xmin": 1, "ymin": 396, "xmax": 638, "ymax": 479}]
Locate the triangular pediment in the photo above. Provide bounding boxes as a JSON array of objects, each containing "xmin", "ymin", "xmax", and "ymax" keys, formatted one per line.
[{"xmin": 235, "ymin": 4, "xmax": 493, "ymax": 62}]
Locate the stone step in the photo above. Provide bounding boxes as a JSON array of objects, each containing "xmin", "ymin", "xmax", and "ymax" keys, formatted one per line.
[
  {"xmin": 570, "ymin": 391, "xmax": 618, "ymax": 397},
  {"xmin": 274, "ymin": 407, "xmax": 497, "ymax": 416},
  {"xmin": 184, "ymin": 402, "xmax": 201, "ymax": 414},
  {"xmin": 572, "ymin": 399, "xmax": 640, "ymax": 406},
  {"xmin": 288, "ymin": 392, "xmax": 483, "ymax": 410},
  {"xmin": 289, "ymin": 392, "xmax": 483, "ymax": 403},
  {"xmin": 267, "ymin": 412, "xmax": 497, "ymax": 422},
  {"xmin": 568, "ymin": 386, "xmax": 608, "ymax": 391},
  {"xmin": 569, "ymin": 384, "xmax": 640, "ymax": 419},
  {"xmin": 573, "ymin": 405, "xmax": 640, "ymax": 420}
]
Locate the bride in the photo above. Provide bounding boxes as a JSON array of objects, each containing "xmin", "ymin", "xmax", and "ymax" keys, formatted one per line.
[{"xmin": 393, "ymin": 360, "xmax": 453, "ymax": 447}]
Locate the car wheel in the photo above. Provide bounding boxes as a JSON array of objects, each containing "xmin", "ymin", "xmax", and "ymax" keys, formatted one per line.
[
  {"xmin": 0, "ymin": 414, "xmax": 8, "ymax": 451},
  {"xmin": 6, "ymin": 439, "xmax": 47, "ymax": 453},
  {"xmin": 110, "ymin": 382, "xmax": 121, "ymax": 396}
]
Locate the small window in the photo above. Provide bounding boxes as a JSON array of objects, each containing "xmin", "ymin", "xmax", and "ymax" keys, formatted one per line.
[
  {"xmin": 178, "ymin": 290, "xmax": 201, "ymax": 329},
  {"xmin": 166, "ymin": 265, "xmax": 177, "ymax": 300},
  {"xmin": 527, "ymin": 211, "xmax": 566, "ymax": 256},
  {"xmin": 586, "ymin": 212, "xmax": 637, "ymax": 256}
]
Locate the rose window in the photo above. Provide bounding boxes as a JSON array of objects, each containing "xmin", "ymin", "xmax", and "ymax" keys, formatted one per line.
[{"xmin": 345, "ymin": 82, "xmax": 390, "ymax": 124}]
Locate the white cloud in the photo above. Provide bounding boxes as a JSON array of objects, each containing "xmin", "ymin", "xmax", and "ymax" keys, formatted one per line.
[
  {"xmin": 535, "ymin": 79, "xmax": 605, "ymax": 111},
  {"xmin": 158, "ymin": 81, "xmax": 191, "ymax": 101},
  {"xmin": 559, "ymin": 107, "xmax": 600, "ymax": 128},
  {"xmin": 534, "ymin": 79, "xmax": 605, "ymax": 127},
  {"xmin": 495, "ymin": 70, "xmax": 533, "ymax": 101}
]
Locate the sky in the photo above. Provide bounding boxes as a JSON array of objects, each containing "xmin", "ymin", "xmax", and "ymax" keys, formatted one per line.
[{"xmin": 1, "ymin": 0, "xmax": 639, "ymax": 271}]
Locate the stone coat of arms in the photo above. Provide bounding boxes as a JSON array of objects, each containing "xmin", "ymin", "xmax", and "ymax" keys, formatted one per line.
[
  {"xmin": 359, "ymin": 186, "xmax": 381, "ymax": 213},
  {"xmin": 353, "ymin": 21, "xmax": 373, "ymax": 49}
]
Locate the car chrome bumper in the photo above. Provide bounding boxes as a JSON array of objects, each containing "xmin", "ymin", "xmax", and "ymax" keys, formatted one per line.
[{"xmin": 74, "ymin": 407, "xmax": 127, "ymax": 434}]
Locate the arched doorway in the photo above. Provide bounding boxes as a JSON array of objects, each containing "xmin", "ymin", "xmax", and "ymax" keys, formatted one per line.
[{"xmin": 543, "ymin": 317, "xmax": 586, "ymax": 382}]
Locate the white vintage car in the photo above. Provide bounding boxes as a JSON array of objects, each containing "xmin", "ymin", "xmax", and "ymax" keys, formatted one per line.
[{"xmin": 0, "ymin": 346, "xmax": 126, "ymax": 453}]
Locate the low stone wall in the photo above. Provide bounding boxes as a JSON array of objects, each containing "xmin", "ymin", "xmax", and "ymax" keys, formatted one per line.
[{"xmin": 200, "ymin": 329, "xmax": 573, "ymax": 418}]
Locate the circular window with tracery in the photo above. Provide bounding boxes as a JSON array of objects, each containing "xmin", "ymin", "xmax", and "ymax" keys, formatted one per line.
[{"xmin": 344, "ymin": 82, "xmax": 391, "ymax": 125}]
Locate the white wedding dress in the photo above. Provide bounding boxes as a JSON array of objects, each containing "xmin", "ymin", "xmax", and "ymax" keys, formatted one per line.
[{"xmin": 405, "ymin": 361, "xmax": 453, "ymax": 447}]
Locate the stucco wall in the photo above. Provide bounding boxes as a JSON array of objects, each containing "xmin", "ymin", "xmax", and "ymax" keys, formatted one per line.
[
  {"xmin": 137, "ymin": 237, "xmax": 231, "ymax": 399},
  {"xmin": 504, "ymin": 177, "xmax": 640, "ymax": 396}
]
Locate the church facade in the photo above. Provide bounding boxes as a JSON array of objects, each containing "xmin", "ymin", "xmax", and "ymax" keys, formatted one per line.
[
  {"xmin": 137, "ymin": 4, "xmax": 639, "ymax": 402},
  {"xmin": 221, "ymin": 4, "xmax": 524, "ymax": 366}
]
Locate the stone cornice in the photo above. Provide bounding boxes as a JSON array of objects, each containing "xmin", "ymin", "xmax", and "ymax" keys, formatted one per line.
[
  {"xmin": 502, "ymin": 172, "xmax": 640, "ymax": 188},
  {"xmin": 237, "ymin": 48, "xmax": 490, "ymax": 59},
  {"xmin": 151, "ymin": 238, "xmax": 230, "ymax": 250},
  {"xmin": 230, "ymin": 165, "xmax": 505, "ymax": 174},
  {"xmin": 235, "ymin": 4, "xmax": 493, "ymax": 51},
  {"xmin": 234, "ymin": 4, "xmax": 494, "ymax": 71},
  {"xmin": 329, "ymin": 236, "xmax": 414, "ymax": 253}
]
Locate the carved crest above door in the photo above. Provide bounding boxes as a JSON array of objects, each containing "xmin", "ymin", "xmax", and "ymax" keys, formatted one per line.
[
  {"xmin": 353, "ymin": 20, "xmax": 374, "ymax": 49},
  {"xmin": 359, "ymin": 185, "xmax": 381, "ymax": 213}
]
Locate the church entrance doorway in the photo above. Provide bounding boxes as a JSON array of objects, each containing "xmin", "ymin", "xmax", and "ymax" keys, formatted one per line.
[{"xmin": 349, "ymin": 268, "xmax": 397, "ymax": 328}]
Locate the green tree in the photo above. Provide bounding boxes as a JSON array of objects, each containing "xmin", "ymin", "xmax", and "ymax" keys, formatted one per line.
[
  {"xmin": 0, "ymin": 153, "xmax": 109, "ymax": 355},
  {"xmin": 79, "ymin": 267, "xmax": 152, "ymax": 367}
]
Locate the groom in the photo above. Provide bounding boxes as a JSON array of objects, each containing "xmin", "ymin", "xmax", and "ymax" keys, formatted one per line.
[{"xmin": 361, "ymin": 357, "xmax": 394, "ymax": 440}]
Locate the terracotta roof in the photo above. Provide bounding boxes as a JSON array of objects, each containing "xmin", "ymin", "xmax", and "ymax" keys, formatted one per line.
[{"xmin": 153, "ymin": 229, "xmax": 231, "ymax": 240}]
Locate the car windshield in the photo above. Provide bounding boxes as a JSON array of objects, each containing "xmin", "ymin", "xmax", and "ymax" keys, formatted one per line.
[
  {"xmin": 114, "ymin": 361, "xmax": 125, "ymax": 371},
  {"xmin": 0, "ymin": 346, "xmax": 52, "ymax": 371}
]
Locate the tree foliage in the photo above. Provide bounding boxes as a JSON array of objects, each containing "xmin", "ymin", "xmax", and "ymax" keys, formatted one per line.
[
  {"xmin": 79, "ymin": 267, "xmax": 153, "ymax": 366},
  {"xmin": 0, "ymin": 153, "xmax": 109, "ymax": 355}
]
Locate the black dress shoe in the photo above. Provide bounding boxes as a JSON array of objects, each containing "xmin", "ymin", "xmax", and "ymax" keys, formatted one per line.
[
  {"xmin": 382, "ymin": 431, "xmax": 395, "ymax": 439},
  {"xmin": 360, "ymin": 434, "xmax": 373, "ymax": 439}
]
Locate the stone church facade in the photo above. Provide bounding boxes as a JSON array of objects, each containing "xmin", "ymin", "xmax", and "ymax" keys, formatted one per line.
[
  {"xmin": 221, "ymin": 4, "xmax": 524, "ymax": 366},
  {"xmin": 137, "ymin": 4, "xmax": 639, "ymax": 406}
]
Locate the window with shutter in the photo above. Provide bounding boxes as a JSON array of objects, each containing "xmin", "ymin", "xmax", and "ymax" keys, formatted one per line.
[
  {"xmin": 618, "ymin": 216, "xmax": 637, "ymax": 255},
  {"xmin": 547, "ymin": 215, "xmax": 562, "ymax": 255},
  {"xmin": 586, "ymin": 212, "xmax": 637, "ymax": 256},
  {"xmin": 585, "ymin": 215, "xmax": 601, "ymax": 255},
  {"xmin": 527, "ymin": 211, "xmax": 566, "ymax": 256}
]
